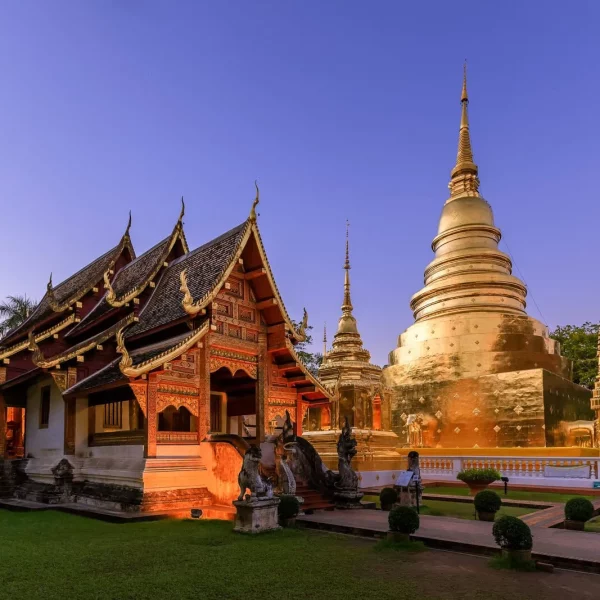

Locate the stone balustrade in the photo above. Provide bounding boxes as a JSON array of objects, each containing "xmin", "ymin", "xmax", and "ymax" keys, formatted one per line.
[{"xmin": 419, "ymin": 455, "xmax": 600, "ymax": 489}]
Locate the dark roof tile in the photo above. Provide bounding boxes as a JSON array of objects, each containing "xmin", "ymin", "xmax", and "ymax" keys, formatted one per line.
[
  {"xmin": 127, "ymin": 222, "xmax": 247, "ymax": 338},
  {"xmin": 69, "ymin": 235, "xmax": 172, "ymax": 335},
  {"xmin": 1, "ymin": 241, "xmax": 129, "ymax": 346}
]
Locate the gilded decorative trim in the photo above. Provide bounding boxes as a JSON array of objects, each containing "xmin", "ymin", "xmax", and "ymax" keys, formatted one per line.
[
  {"xmin": 180, "ymin": 269, "xmax": 205, "ymax": 315},
  {"xmin": 104, "ymin": 208, "xmax": 187, "ymax": 308},
  {"xmin": 28, "ymin": 313, "xmax": 136, "ymax": 369},
  {"xmin": 46, "ymin": 220, "xmax": 134, "ymax": 314},
  {"xmin": 296, "ymin": 308, "xmax": 308, "ymax": 339},
  {"xmin": 0, "ymin": 314, "xmax": 76, "ymax": 360},
  {"xmin": 118, "ymin": 321, "xmax": 210, "ymax": 378}
]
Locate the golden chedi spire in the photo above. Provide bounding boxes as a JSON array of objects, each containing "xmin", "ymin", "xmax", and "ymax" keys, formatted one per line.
[
  {"xmin": 407, "ymin": 64, "xmax": 528, "ymax": 323},
  {"xmin": 448, "ymin": 62, "xmax": 480, "ymax": 199},
  {"xmin": 342, "ymin": 220, "xmax": 353, "ymax": 315}
]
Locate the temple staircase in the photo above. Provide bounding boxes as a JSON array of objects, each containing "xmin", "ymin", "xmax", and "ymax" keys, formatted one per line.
[{"xmin": 296, "ymin": 480, "xmax": 335, "ymax": 513}]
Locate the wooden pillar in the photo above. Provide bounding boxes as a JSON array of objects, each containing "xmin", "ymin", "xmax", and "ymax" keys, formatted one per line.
[
  {"xmin": 296, "ymin": 400, "xmax": 304, "ymax": 436},
  {"xmin": 63, "ymin": 397, "xmax": 76, "ymax": 455},
  {"xmin": 256, "ymin": 332, "xmax": 268, "ymax": 442},
  {"xmin": 145, "ymin": 376, "xmax": 158, "ymax": 458},
  {"xmin": 87, "ymin": 399, "xmax": 96, "ymax": 447},
  {"xmin": 0, "ymin": 393, "xmax": 6, "ymax": 459},
  {"xmin": 197, "ymin": 342, "xmax": 210, "ymax": 443}
]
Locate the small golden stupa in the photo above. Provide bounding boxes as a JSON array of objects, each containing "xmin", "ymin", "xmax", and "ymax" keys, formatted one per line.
[
  {"xmin": 382, "ymin": 65, "xmax": 595, "ymax": 449},
  {"xmin": 303, "ymin": 224, "xmax": 403, "ymax": 472}
]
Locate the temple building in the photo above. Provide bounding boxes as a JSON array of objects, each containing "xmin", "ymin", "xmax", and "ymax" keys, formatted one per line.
[
  {"xmin": 382, "ymin": 67, "xmax": 595, "ymax": 449},
  {"xmin": 302, "ymin": 225, "xmax": 403, "ymax": 485},
  {"xmin": 0, "ymin": 192, "xmax": 331, "ymax": 515}
]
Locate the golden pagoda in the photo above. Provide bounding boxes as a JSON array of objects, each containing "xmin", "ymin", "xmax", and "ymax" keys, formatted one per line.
[
  {"xmin": 303, "ymin": 224, "xmax": 403, "ymax": 475},
  {"xmin": 382, "ymin": 65, "xmax": 595, "ymax": 449}
]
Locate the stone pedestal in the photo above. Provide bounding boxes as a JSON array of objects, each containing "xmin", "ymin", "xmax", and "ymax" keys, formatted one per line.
[
  {"xmin": 333, "ymin": 489, "xmax": 364, "ymax": 509},
  {"xmin": 233, "ymin": 497, "xmax": 281, "ymax": 534}
]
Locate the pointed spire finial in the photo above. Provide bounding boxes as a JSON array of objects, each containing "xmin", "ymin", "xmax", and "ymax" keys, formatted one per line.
[
  {"xmin": 461, "ymin": 60, "xmax": 468, "ymax": 102},
  {"xmin": 123, "ymin": 210, "xmax": 132, "ymax": 237},
  {"xmin": 341, "ymin": 220, "xmax": 353, "ymax": 314},
  {"xmin": 250, "ymin": 180, "xmax": 259, "ymax": 222},
  {"xmin": 178, "ymin": 197, "xmax": 185, "ymax": 224},
  {"xmin": 47, "ymin": 272, "xmax": 53, "ymax": 293},
  {"xmin": 323, "ymin": 322, "xmax": 327, "ymax": 359},
  {"xmin": 448, "ymin": 61, "xmax": 480, "ymax": 199}
]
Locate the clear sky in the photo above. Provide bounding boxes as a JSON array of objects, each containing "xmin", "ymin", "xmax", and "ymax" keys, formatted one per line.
[{"xmin": 1, "ymin": 1, "xmax": 598, "ymax": 365}]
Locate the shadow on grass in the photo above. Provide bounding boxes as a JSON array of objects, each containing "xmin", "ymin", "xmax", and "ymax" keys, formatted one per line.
[
  {"xmin": 489, "ymin": 555, "xmax": 537, "ymax": 572},
  {"xmin": 374, "ymin": 539, "xmax": 427, "ymax": 553}
]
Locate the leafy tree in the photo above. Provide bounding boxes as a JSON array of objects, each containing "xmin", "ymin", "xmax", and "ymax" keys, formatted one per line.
[
  {"xmin": 550, "ymin": 322, "xmax": 599, "ymax": 389},
  {"xmin": 292, "ymin": 319, "xmax": 323, "ymax": 377},
  {"xmin": 0, "ymin": 295, "xmax": 37, "ymax": 339}
]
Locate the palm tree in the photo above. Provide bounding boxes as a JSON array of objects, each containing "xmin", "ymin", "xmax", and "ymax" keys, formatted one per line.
[{"xmin": 0, "ymin": 295, "xmax": 37, "ymax": 339}]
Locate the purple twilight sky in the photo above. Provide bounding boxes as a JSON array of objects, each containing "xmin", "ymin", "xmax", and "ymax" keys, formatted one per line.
[{"xmin": 0, "ymin": 1, "xmax": 599, "ymax": 366}]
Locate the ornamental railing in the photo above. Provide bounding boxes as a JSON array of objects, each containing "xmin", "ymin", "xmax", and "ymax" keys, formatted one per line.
[
  {"xmin": 157, "ymin": 431, "xmax": 198, "ymax": 444},
  {"xmin": 419, "ymin": 455, "xmax": 600, "ymax": 483},
  {"xmin": 89, "ymin": 430, "xmax": 145, "ymax": 447}
]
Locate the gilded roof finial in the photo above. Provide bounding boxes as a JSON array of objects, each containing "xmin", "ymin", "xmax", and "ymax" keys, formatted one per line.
[
  {"xmin": 342, "ymin": 220, "xmax": 353, "ymax": 314},
  {"xmin": 178, "ymin": 197, "xmax": 185, "ymax": 224},
  {"xmin": 27, "ymin": 331, "xmax": 44, "ymax": 365},
  {"xmin": 249, "ymin": 180, "xmax": 259, "ymax": 222},
  {"xmin": 448, "ymin": 61, "xmax": 480, "ymax": 199},
  {"xmin": 323, "ymin": 322, "xmax": 327, "ymax": 358},
  {"xmin": 104, "ymin": 270, "xmax": 117, "ymax": 305},
  {"xmin": 298, "ymin": 308, "xmax": 308, "ymax": 338},
  {"xmin": 47, "ymin": 273, "xmax": 60, "ymax": 312},
  {"xmin": 125, "ymin": 210, "xmax": 132, "ymax": 237},
  {"xmin": 116, "ymin": 327, "xmax": 133, "ymax": 373}
]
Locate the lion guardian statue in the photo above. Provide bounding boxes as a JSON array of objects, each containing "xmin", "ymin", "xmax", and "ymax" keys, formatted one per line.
[{"xmin": 237, "ymin": 446, "xmax": 273, "ymax": 501}]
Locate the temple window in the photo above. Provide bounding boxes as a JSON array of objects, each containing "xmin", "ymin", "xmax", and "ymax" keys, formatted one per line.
[
  {"xmin": 39, "ymin": 385, "xmax": 51, "ymax": 428},
  {"xmin": 158, "ymin": 406, "xmax": 196, "ymax": 432},
  {"xmin": 103, "ymin": 402, "xmax": 123, "ymax": 429}
]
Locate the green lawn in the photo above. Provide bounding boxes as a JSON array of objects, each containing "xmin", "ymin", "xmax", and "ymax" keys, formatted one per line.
[
  {"xmin": 423, "ymin": 485, "xmax": 595, "ymax": 504},
  {"xmin": 363, "ymin": 496, "xmax": 535, "ymax": 520},
  {"xmin": 1, "ymin": 509, "xmax": 418, "ymax": 600},
  {"xmin": 1, "ymin": 509, "xmax": 599, "ymax": 600},
  {"xmin": 586, "ymin": 516, "xmax": 600, "ymax": 533}
]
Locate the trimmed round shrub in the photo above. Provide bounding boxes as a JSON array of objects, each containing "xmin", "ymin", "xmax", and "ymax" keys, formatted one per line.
[
  {"xmin": 380, "ymin": 487, "xmax": 398, "ymax": 506},
  {"xmin": 278, "ymin": 495, "xmax": 300, "ymax": 520},
  {"xmin": 492, "ymin": 515, "xmax": 533, "ymax": 550},
  {"xmin": 457, "ymin": 468, "xmax": 501, "ymax": 484},
  {"xmin": 388, "ymin": 506, "xmax": 420, "ymax": 534},
  {"xmin": 474, "ymin": 490, "xmax": 502, "ymax": 513},
  {"xmin": 565, "ymin": 497, "xmax": 594, "ymax": 522}
]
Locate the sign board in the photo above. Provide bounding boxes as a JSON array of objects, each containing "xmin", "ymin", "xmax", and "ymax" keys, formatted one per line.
[
  {"xmin": 394, "ymin": 470, "xmax": 414, "ymax": 487},
  {"xmin": 593, "ymin": 481, "xmax": 600, "ymax": 489}
]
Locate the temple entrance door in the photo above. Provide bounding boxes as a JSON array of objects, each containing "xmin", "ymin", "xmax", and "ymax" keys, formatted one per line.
[
  {"xmin": 5, "ymin": 407, "xmax": 25, "ymax": 458},
  {"xmin": 209, "ymin": 367, "xmax": 256, "ymax": 441}
]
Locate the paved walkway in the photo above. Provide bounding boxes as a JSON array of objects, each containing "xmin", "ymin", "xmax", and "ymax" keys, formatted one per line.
[{"xmin": 298, "ymin": 509, "xmax": 600, "ymax": 573}]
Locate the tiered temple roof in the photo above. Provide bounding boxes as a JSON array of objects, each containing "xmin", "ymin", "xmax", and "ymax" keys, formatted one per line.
[{"xmin": 0, "ymin": 192, "xmax": 330, "ymax": 409}]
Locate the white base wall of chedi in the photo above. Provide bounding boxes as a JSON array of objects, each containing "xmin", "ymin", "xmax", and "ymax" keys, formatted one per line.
[{"xmin": 302, "ymin": 429, "xmax": 406, "ymax": 482}]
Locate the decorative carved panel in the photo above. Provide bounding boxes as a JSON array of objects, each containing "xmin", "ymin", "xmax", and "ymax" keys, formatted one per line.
[
  {"xmin": 226, "ymin": 277, "xmax": 244, "ymax": 299},
  {"xmin": 129, "ymin": 381, "xmax": 148, "ymax": 417},
  {"xmin": 51, "ymin": 372, "xmax": 68, "ymax": 392},
  {"xmin": 228, "ymin": 324, "xmax": 242, "ymax": 339},
  {"xmin": 156, "ymin": 392, "xmax": 199, "ymax": 417},
  {"xmin": 238, "ymin": 306, "xmax": 255, "ymax": 323},
  {"xmin": 0, "ymin": 367, "xmax": 6, "ymax": 384},
  {"xmin": 246, "ymin": 329, "xmax": 258, "ymax": 343},
  {"xmin": 67, "ymin": 367, "xmax": 77, "ymax": 390}
]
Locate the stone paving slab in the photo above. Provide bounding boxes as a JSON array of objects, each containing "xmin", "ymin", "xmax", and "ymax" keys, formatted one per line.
[{"xmin": 298, "ymin": 509, "xmax": 600, "ymax": 573}]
